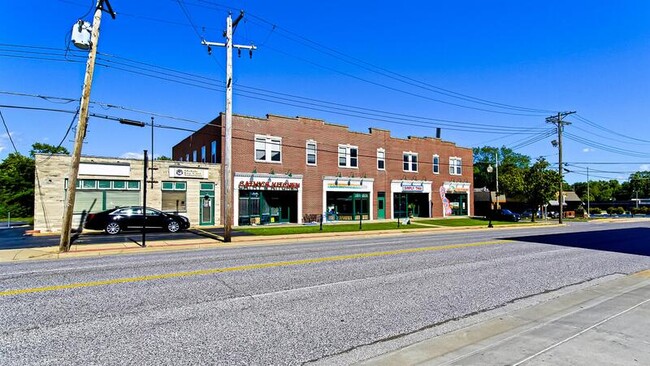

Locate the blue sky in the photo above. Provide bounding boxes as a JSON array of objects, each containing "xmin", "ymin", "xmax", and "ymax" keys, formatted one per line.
[{"xmin": 1, "ymin": 0, "xmax": 649, "ymax": 184}]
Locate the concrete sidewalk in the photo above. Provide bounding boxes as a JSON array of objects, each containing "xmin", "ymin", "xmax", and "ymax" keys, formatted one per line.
[
  {"xmin": 0, "ymin": 221, "xmax": 550, "ymax": 262},
  {"xmin": 359, "ymin": 270, "xmax": 650, "ymax": 366}
]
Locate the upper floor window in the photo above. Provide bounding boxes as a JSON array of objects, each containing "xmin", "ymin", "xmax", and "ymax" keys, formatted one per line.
[
  {"xmin": 255, "ymin": 135, "xmax": 282, "ymax": 163},
  {"xmin": 338, "ymin": 144, "xmax": 358, "ymax": 168},
  {"xmin": 192, "ymin": 150, "xmax": 197, "ymax": 162},
  {"xmin": 432, "ymin": 154, "xmax": 440, "ymax": 174},
  {"xmin": 201, "ymin": 146, "xmax": 206, "ymax": 163},
  {"xmin": 185, "ymin": 153, "xmax": 190, "ymax": 162},
  {"xmin": 306, "ymin": 140, "xmax": 317, "ymax": 166},
  {"xmin": 449, "ymin": 157, "xmax": 462, "ymax": 175},
  {"xmin": 211, "ymin": 140, "xmax": 217, "ymax": 163},
  {"xmin": 377, "ymin": 148, "xmax": 385, "ymax": 170},
  {"xmin": 403, "ymin": 152, "xmax": 418, "ymax": 172}
]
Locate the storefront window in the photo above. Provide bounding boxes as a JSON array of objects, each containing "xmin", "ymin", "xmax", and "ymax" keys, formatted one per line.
[{"xmin": 161, "ymin": 181, "xmax": 187, "ymax": 212}]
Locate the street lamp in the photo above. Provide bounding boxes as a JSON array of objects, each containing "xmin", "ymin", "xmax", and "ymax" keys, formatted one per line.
[{"xmin": 486, "ymin": 152, "xmax": 499, "ymax": 228}]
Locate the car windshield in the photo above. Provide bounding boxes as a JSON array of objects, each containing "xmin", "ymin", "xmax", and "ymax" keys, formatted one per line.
[{"xmin": 501, "ymin": 209, "xmax": 513, "ymax": 214}]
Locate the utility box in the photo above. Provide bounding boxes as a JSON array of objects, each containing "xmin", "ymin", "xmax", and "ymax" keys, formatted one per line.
[{"xmin": 71, "ymin": 20, "xmax": 92, "ymax": 50}]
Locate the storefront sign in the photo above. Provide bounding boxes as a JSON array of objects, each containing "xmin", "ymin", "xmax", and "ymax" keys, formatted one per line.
[
  {"xmin": 327, "ymin": 182, "xmax": 364, "ymax": 190},
  {"xmin": 444, "ymin": 182, "xmax": 471, "ymax": 193},
  {"xmin": 239, "ymin": 181, "xmax": 300, "ymax": 190},
  {"xmin": 169, "ymin": 167, "xmax": 209, "ymax": 179},
  {"xmin": 401, "ymin": 182, "xmax": 424, "ymax": 192}
]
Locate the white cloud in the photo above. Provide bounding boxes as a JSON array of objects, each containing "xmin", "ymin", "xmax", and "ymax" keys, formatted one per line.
[
  {"xmin": 582, "ymin": 148, "xmax": 592, "ymax": 153},
  {"xmin": 640, "ymin": 164, "xmax": 650, "ymax": 171},
  {"xmin": 120, "ymin": 152, "xmax": 145, "ymax": 159}
]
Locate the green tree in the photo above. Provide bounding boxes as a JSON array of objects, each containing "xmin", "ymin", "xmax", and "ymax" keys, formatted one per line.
[
  {"xmin": 523, "ymin": 157, "xmax": 561, "ymax": 222},
  {"xmin": 29, "ymin": 142, "xmax": 69, "ymax": 157},
  {"xmin": 156, "ymin": 155, "xmax": 172, "ymax": 160},
  {"xmin": 0, "ymin": 152, "xmax": 35, "ymax": 217},
  {"xmin": 473, "ymin": 146, "xmax": 530, "ymax": 197}
]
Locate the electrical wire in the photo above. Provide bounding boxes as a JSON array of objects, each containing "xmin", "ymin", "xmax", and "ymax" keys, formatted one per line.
[
  {"xmin": 187, "ymin": 0, "xmax": 556, "ymax": 115},
  {"xmin": 0, "ymin": 109, "xmax": 19, "ymax": 153},
  {"xmin": 571, "ymin": 114, "xmax": 650, "ymax": 144}
]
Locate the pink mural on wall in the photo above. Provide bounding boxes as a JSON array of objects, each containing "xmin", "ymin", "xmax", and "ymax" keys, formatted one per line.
[{"xmin": 439, "ymin": 186, "xmax": 452, "ymax": 216}]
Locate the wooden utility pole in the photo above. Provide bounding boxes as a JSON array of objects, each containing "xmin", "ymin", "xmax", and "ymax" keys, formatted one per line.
[
  {"xmin": 202, "ymin": 11, "xmax": 256, "ymax": 242},
  {"xmin": 59, "ymin": 0, "xmax": 115, "ymax": 252},
  {"xmin": 546, "ymin": 111, "xmax": 575, "ymax": 225}
]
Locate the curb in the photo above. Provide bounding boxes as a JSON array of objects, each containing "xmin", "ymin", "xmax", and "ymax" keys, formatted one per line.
[{"xmin": 0, "ymin": 223, "xmax": 558, "ymax": 263}]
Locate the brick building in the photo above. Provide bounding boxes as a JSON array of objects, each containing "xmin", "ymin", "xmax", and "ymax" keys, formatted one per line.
[{"xmin": 173, "ymin": 113, "xmax": 473, "ymax": 226}]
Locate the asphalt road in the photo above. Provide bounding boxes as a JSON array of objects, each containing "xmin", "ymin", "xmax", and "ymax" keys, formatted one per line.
[
  {"xmin": 0, "ymin": 226, "xmax": 234, "ymax": 250},
  {"xmin": 1, "ymin": 221, "xmax": 649, "ymax": 365}
]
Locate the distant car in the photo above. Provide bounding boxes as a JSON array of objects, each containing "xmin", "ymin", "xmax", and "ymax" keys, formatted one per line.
[
  {"xmin": 521, "ymin": 209, "xmax": 542, "ymax": 219},
  {"xmin": 491, "ymin": 209, "xmax": 521, "ymax": 222},
  {"xmin": 84, "ymin": 206, "xmax": 190, "ymax": 235}
]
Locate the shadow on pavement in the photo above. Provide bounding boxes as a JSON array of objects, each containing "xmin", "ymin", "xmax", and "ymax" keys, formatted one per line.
[{"xmin": 505, "ymin": 227, "xmax": 650, "ymax": 256}]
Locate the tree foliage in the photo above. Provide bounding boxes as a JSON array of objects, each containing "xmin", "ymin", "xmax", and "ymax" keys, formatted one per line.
[
  {"xmin": 523, "ymin": 158, "xmax": 561, "ymax": 222},
  {"xmin": 0, "ymin": 143, "xmax": 69, "ymax": 218},
  {"xmin": 473, "ymin": 146, "xmax": 530, "ymax": 197},
  {"xmin": 0, "ymin": 152, "xmax": 35, "ymax": 217},
  {"xmin": 29, "ymin": 142, "xmax": 69, "ymax": 157}
]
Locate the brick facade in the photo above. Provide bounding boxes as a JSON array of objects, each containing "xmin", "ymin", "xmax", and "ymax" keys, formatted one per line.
[{"xmin": 172, "ymin": 113, "xmax": 473, "ymax": 225}]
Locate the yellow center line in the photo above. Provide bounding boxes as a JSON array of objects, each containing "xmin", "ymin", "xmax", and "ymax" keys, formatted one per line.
[{"xmin": 0, "ymin": 239, "xmax": 512, "ymax": 297}]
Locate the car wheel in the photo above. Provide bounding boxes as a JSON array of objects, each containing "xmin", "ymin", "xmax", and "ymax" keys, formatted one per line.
[
  {"xmin": 105, "ymin": 222, "xmax": 121, "ymax": 235},
  {"xmin": 167, "ymin": 220, "xmax": 180, "ymax": 233}
]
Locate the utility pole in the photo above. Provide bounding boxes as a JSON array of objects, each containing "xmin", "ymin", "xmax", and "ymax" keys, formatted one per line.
[
  {"xmin": 587, "ymin": 166, "xmax": 590, "ymax": 217},
  {"xmin": 495, "ymin": 151, "xmax": 499, "ymax": 209},
  {"xmin": 59, "ymin": 0, "xmax": 115, "ymax": 252},
  {"xmin": 202, "ymin": 11, "xmax": 256, "ymax": 242},
  {"xmin": 546, "ymin": 111, "xmax": 575, "ymax": 224}
]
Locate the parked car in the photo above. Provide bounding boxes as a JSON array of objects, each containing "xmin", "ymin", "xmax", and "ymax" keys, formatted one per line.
[
  {"xmin": 521, "ymin": 209, "xmax": 542, "ymax": 219},
  {"xmin": 84, "ymin": 206, "xmax": 190, "ymax": 235},
  {"xmin": 491, "ymin": 209, "xmax": 521, "ymax": 222}
]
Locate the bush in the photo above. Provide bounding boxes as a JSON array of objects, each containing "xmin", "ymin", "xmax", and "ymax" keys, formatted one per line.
[
  {"xmin": 302, "ymin": 213, "xmax": 320, "ymax": 223},
  {"xmin": 589, "ymin": 207, "xmax": 602, "ymax": 215}
]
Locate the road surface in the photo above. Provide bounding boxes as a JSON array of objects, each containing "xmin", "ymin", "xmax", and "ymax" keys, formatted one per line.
[{"xmin": 1, "ymin": 221, "xmax": 649, "ymax": 365}]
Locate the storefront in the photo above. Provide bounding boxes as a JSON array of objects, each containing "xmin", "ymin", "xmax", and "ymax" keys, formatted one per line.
[
  {"xmin": 33, "ymin": 154, "xmax": 221, "ymax": 233},
  {"xmin": 234, "ymin": 172, "xmax": 303, "ymax": 225},
  {"xmin": 322, "ymin": 176, "xmax": 374, "ymax": 221},
  {"xmin": 440, "ymin": 182, "xmax": 471, "ymax": 216},
  {"xmin": 391, "ymin": 180, "xmax": 432, "ymax": 219}
]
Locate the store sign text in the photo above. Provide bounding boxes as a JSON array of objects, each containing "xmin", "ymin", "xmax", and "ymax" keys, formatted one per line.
[{"xmin": 239, "ymin": 181, "xmax": 300, "ymax": 190}]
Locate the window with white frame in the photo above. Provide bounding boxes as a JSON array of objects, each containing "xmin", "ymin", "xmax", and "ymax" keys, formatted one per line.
[
  {"xmin": 403, "ymin": 152, "xmax": 418, "ymax": 172},
  {"xmin": 432, "ymin": 154, "xmax": 440, "ymax": 174},
  {"xmin": 377, "ymin": 148, "xmax": 385, "ymax": 170},
  {"xmin": 306, "ymin": 140, "xmax": 317, "ymax": 165},
  {"xmin": 338, "ymin": 144, "xmax": 358, "ymax": 168},
  {"xmin": 449, "ymin": 157, "xmax": 462, "ymax": 175},
  {"xmin": 255, "ymin": 135, "xmax": 282, "ymax": 163}
]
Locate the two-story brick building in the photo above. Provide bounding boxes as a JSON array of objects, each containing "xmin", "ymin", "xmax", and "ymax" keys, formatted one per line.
[{"xmin": 173, "ymin": 113, "xmax": 473, "ymax": 226}]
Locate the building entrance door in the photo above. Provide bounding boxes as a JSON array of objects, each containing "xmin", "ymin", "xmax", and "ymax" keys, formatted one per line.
[
  {"xmin": 199, "ymin": 183, "xmax": 215, "ymax": 225},
  {"xmin": 377, "ymin": 192, "xmax": 385, "ymax": 219}
]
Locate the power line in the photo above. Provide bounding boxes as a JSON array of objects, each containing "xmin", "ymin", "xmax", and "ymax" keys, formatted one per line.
[
  {"xmin": 571, "ymin": 114, "xmax": 650, "ymax": 144},
  {"xmin": 0, "ymin": 109, "xmax": 19, "ymax": 153},
  {"xmin": 186, "ymin": 0, "xmax": 556, "ymax": 115}
]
